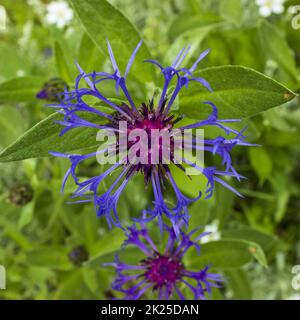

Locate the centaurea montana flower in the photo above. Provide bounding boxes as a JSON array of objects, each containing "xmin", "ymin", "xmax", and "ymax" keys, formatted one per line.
[
  {"xmin": 49, "ymin": 40, "xmax": 252, "ymax": 231},
  {"xmin": 104, "ymin": 221, "xmax": 222, "ymax": 300}
]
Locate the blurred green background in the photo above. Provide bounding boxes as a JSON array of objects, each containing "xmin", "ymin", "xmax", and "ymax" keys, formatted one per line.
[{"xmin": 0, "ymin": 0, "xmax": 300, "ymax": 300}]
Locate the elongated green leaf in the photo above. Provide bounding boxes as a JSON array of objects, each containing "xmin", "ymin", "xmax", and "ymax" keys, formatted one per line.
[
  {"xmin": 82, "ymin": 267, "xmax": 99, "ymax": 294},
  {"xmin": 229, "ymin": 28, "xmax": 264, "ymax": 70},
  {"xmin": 0, "ymin": 77, "xmax": 45, "ymax": 103},
  {"xmin": 179, "ymin": 66, "xmax": 296, "ymax": 119},
  {"xmin": 90, "ymin": 230, "xmax": 126, "ymax": 257},
  {"xmin": 265, "ymin": 129, "xmax": 300, "ymax": 146},
  {"xmin": 0, "ymin": 106, "xmax": 27, "ymax": 147},
  {"xmin": 188, "ymin": 239, "xmax": 267, "ymax": 269},
  {"xmin": 0, "ymin": 112, "xmax": 100, "ymax": 162},
  {"xmin": 26, "ymin": 246, "xmax": 73, "ymax": 270},
  {"xmin": 0, "ymin": 216, "xmax": 32, "ymax": 250},
  {"xmin": 222, "ymin": 227, "xmax": 277, "ymax": 253},
  {"xmin": 18, "ymin": 201, "xmax": 34, "ymax": 231},
  {"xmin": 168, "ymin": 13, "xmax": 222, "ymax": 39},
  {"xmin": 259, "ymin": 21, "xmax": 298, "ymax": 81},
  {"xmin": 163, "ymin": 25, "xmax": 213, "ymax": 67},
  {"xmin": 53, "ymin": 269, "xmax": 82, "ymax": 299},
  {"xmin": 246, "ymin": 241, "xmax": 268, "ymax": 268},
  {"xmin": 248, "ymin": 147, "xmax": 272, "ymax": 184},
  {"xmin": 69, "ymin": 0, "xmax": 154, "ymax": 83},
  {"xmin": 60, "ymin": 207, "xmax": 99, "ymax": 250},
  {"xmin": 219, "ymin": 0, "xmax": 243, "ymax": 26},
  {"xmin": 85, "ymin": 230, "xmax": 126, "ymax": 267},
  {"xmin": 0, "ymin": 44, "xmax": 30, "ymax": 80},
  {"xmin": 78, "ymin": 33, "xmax": 105, "ymax": 72},
  {"xmin": 225, "ymin": 269, "xmax": 252, "ymax": 299},
  {"xmin": 54, "ymin": 41, "xmax": 73, "ymax": 83}
]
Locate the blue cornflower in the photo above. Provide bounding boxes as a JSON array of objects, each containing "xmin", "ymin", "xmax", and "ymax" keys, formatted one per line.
[
  {"xmin": 104, "ymin": 221, "xmax": 222, "ymax": 300},
  {"xmin": 49, "ymin": 40, "xmax": 252, "ymax": 230}
]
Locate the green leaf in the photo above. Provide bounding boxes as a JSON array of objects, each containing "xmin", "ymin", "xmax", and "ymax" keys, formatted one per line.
[
  {"xmin": 82, "ymin": 267, "xmax": 99, "ymax": 294},
  {"xmin": 60, "ymin": 207, "xmax": 99, "ymax": 250},
  {"xmin": 0, "ymin": 216, "xmax": 32, "ymax": 250},
  {"xmin": 54, "ymin": 41, "xmax": 73, "ymax": 84},
  {"xmin": 88, "ymin": 229, "xmax": 126, "ymax": 262},
  {"xmin": 269, "ymin": 172, "xmax": 290, "ymax": 223},
  {"xmin": 259, "ymin": 21, "xmax": 298, "ymax": 81},
  {"xmin": 69, "ymin": 0, "xmax": 154, "ymax": 83},
  {"xmin": 84, "ymin": 229, "xmax": 127, "ymax": 268},
  {"xmin": 274, "ymin": 189, "xmax": 289, "ymax": 223},
  {"xmin": 53, "ymin": 269, "xmax": 83, "ymax": 299},
  {"xmin": 163, "ymin": 25, "xmax": 213, "ymax": 67},
  {"xmin": 0, "ymin": 112, "xmax": 100, "ymax": 162},
  {"xmin": 169, "ymin": 163, "xmax": 206, "ymax": 198},
  {"xmin": 78, "ymin": 33, "xmax": 105, "ymax": 72},
  {"xmin": 0, "ymin": 77, "xmax": 45, "ymax": 103},
  {"xmin": 219, "ymin": 0, "xmax": 243, "ymax": 26},
  {"xmin": 187, "ymin": 239, "xmax": 267, "ymax": 269},
  {"xmin": 229, "ymin": 28, "xmax": 265, "ymax": 70},
  {"xmin": 0, "ymin": 106, "xmax": 27, "ymax": 147},
  {"xmin": 264, "ymin": 109, "xmax": 295, "ymax": 132},
  {"xmin": 189, "ymin": 197, "xmax": 214, "ymax": 229},
  {"xmin": 18, "ymin": 201, "xmax": 34, "ymax": 231},
  {"xmin": 179, "ymin": 66, "xmax": 296, "ymax": 119},
  {"xmin": 214, "ymin": 184, "xmax": 234, "ymax": 226},
  {"xmin": 189, "ymin": 240, "xmax": 250, "ymax": 269},
  {"xmin": 0, "ymin": 44, "xmax": 30, "ymax": 81},
  {"xmin": 248, "ymin": 147, "xmax": 272, "ymax": 184},
  {"xmin": 245, "ymin": 240, "xmax": 268, "ymax": 268},
  {"xmin": 225, "ymin": 269, "xmax": 252, "ymax": 299},
  {"xmin": 121, "ymin": 174, "xmax": 152, "ymax": 217},
  {"xmin": 222, "ymin": 227, "xmax": 277, "ymax": 253},
  {"xmin": 168, "ymin": 13, "xmax": 222, "ymax": 39},
  {"xmin": 26, "ymin": 246, "xmax": 73, "ymax": 270},
  {"xmin": 265, "ymin": 129, "xmax": 300, "ymax": 146}
]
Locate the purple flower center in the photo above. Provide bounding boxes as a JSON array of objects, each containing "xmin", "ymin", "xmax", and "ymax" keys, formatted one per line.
[
  {"xmin": 110, "ymin": 102, "xmax": 179, "ymax": 182},
  {"xmin": 143, "ymin": 254, "xmax": 183, "ymax": 288}
]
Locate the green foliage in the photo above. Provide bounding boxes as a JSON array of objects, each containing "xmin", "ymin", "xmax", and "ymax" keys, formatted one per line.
[
  {"xmin": 69, "ymin": 0, "xmax": 154, "ymax": 83},
  {"xmin": 0, "ymin": 77, "xmax": 46, "ymax": 103},
  {"xmin": 259, "ymin": 21, "xmax": 298, "ymax": 81},
  {"xmin": 179, "ymin": 66, "xmax": 296, "ymax": 119},
  {"xmin": 54, "ymin": 41, "xmax": 73, "ymax": 84},
  {"xmin": 188, "ymin": 239, "xmax": 267, "ymax": 269},
  {"xmin": 0, "ymin": 112, "xmax": 101, "ymax": 162}
]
